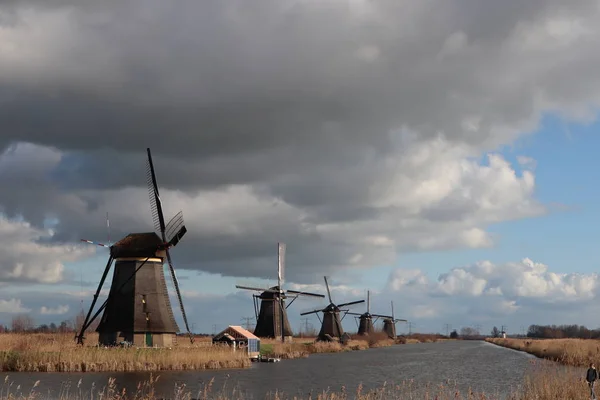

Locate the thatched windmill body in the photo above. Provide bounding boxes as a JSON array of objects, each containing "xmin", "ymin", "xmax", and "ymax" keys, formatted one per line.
[
  {"xmin": 381, "ymin": 301, "xmax": 407, "ymax": 339},
  {"xmin": 346, "ymin": 290, "xmax": 392, "ymax": 336},
  {"xmin": 300, "ymin": 277, "xmax": 365, "ymax": 342},
  {"xmin": 76, "ymin": 148, "xmax": 192, "ymax": 348},
  {"xmin": 236, "ymin": 243, "xmax": 325, "ymax": 342}
]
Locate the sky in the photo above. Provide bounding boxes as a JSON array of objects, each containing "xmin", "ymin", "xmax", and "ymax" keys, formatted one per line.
[{"xmin": 1, "ymin": 0, "xmax": 600, "ymax": 337}]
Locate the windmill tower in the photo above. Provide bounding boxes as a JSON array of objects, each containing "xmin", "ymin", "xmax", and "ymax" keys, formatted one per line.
[
  {"xmin": 75, "ymin": 148, "xmax": 193, "ymax": 348},
  {"xmin": 382, "ymin": 301, "xmax": 407, "ymax": 339},
  {"xmin": 300, "ymin": 277, "xmax": 364, "ymax": 342},
  {"xmin": 346, "ymin": 290, "xmax": 392, "ymax": 336},
  {"xmin": 236, "ymin": 243, "xmax": 325, "ymax": 342}
]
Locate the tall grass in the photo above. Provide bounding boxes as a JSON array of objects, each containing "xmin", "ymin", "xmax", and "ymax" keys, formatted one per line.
[
  {"xmin": 0, "ymin": 333, "xmax": 250, "ymax": 372},
  {"xmin": 486, "ymin": 337, "xmax": 600, "ymax": 367},
  {"xmin": 0, "ymin": 360, "xmax": 592, "ymax": 399}
]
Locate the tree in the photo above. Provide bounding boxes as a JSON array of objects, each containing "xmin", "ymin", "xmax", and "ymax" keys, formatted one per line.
[
  {"xmin": 460, "ymin": 327, "xmax": 477, "ymax": 338},
  {"xmin": 450, "ymin": 330, "xmax": 458, "ymax": 339},
  {"xmin": 11, "ymin": 314, "xmax": 34, "ymax": 332},
  {"xmin": 491, "ymin": 326, "xmax": 500, "ymax": 338}
]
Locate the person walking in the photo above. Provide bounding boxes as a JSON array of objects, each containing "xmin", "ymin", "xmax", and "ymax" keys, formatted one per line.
[{"xmin": 587, "ymin": 363, "xmax": 597, "ymax": 400}]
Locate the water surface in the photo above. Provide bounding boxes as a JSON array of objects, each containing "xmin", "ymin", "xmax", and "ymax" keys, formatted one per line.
[{"xmin": 1, "ymin": 340, "xmax": 536, "ymax": 399}]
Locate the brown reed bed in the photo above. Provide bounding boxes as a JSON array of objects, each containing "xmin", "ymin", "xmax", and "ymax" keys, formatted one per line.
[
  {"xmin": 0, "ymin": 359, "xmax": 592, "ymax": 399},
  {"xmin": 486, "ymin": 337, "xmax": 600, "ymax": 367},
  {"xmin": 0, "ymin": 333, "xmax": 250, "ymax": 372},
  {"xmin": 260, "ymin": 333, "xmax": 395, "ymax": 359}
]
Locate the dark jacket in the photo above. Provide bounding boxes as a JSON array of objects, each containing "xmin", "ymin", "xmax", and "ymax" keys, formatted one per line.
[{"xmin": 587, "ymin": 367, "xmax": 597, "ymax": 383}]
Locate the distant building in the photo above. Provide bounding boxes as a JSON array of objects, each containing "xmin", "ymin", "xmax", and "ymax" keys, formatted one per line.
[
  {"xmin": 501, "ymin": 331, "xmax": 507, "ymax": 338},
  {"xmin": 212, "ymin": 325, "xmax": 261, "ymax": 359}
]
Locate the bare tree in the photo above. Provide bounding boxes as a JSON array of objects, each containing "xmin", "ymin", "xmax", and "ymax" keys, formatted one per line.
[
  {"xmin": 460, "ymin": 327, "xmax": 477, "ymax": 338},
  {"xmin": 11, "ymin": 314, "xmax": 34, "ymax": 332}
]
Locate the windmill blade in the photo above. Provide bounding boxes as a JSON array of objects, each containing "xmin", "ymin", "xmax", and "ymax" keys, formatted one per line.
[
  {"xmin": 165, "ymin": 211, "xmax": 187, "ymax": 247},
  {"xmin": 391, "ymin": 301, "xmax": 395, "ymax": 320},
  {"xmin": 337, "ymin": 299, "xmax": 365, "ymax": 308},
  {"xmin": 80, "ymin": 239, "xmax": 110, "ymax": 248},
  {"xmin": 371, "ymin": 313, "xmax": 393, "ymax": 319},
  {"xmin": 165, "ymin": 249, "xmax": 194, "ymax": 344},
  {"xmin": 236, "ymin": 285, "xmax": 279, "ymax": 293},
  {"xmin": 344, "ymin": 312, "xmax": 362, "ymax": 316},
  {"xmin": 285, "ymin": 290, "xmax": 325, "ymax": 298},
  {"xmin": 366, "ymin": 290, "xmax": 370, "ymax": 314},
  {"xmin": 278, "ymin": 242, "xmax": 286, "ymax": 288},
  {"xmin": 324, "ymin": 276, "xmax": 333, "ymax": 304},
  {"xmin": 300, "ymin": 309, "xmax": 322, "ymax": 316},
  {"xmin": 146, "ymin": 147, "xmax": 167, "ymax": 240}
]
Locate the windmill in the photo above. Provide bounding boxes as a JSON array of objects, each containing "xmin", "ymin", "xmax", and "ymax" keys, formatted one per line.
[
  {"xmin": 235, "ymin": 243, "xmax": 325, "ymax": 343},
  {"xmin": 75, "ymin": 148, "xmax": 192, "ymax": 348},
  {"xmin": 300, "ymin": 277, "xmax": 365, "ymax": 342},
  {"xmin": 346, "ymin": 290, "xmax": 392, "ymax": 336},
  {"xmin": 381, "ymin": 301, "xmax": 407, "ymax": 339}
]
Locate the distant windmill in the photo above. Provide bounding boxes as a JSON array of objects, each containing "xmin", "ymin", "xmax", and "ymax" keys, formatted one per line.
[
  {"xmin": 382, "ymin": 301, "xmax": 407, "ymax": 339},
  {"xmin": 346, "ymin": 290, "xmax": 392, "ymax": 336},
  {"xmin": 75, "ymin": 148, "xmax": 192, "ymax": 347},
  {"xmin": 300, "ymin": 277, "xmax": 365, "ymax": 342},
  {"xmin": 236, "ymin": 243, "xmax": 325, "ymax": 343}
]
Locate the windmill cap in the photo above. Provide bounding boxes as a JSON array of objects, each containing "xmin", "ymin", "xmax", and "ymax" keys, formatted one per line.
[{"xmin": 111, "ymin": 232, "xmax": 165, "ymax": 258}]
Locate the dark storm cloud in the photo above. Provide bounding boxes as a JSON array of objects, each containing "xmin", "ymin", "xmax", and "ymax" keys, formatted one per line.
[{"xmin": 0, "ymin": 0, "xmax": 598, "ymax": 283}]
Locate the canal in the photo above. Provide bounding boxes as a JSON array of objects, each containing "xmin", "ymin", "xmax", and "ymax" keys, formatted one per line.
[{"xmin": 1, "ymin": 340, "xmax": 536, "ymax": 399}]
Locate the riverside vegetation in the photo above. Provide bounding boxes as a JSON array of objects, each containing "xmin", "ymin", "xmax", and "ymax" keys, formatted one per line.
[
  {"xmin": 0, "ymin": 331, "xmax": 446, "ymax": 371},
  {"xmin": 486, "ymin": 337, "xmax": 600, "ymax": 367},
  {"xmin": 259, "ymin": 333, "xmax": 447, "ymax": 359},
  {"xmin": 0, "ymin": 333, "xmax": 250, "ymax": 372}
]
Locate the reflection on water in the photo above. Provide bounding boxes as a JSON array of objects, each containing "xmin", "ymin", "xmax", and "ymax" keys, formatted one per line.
[{"xmin": 1, "ymin": 341, "xmax": 536, "ymax": 399}]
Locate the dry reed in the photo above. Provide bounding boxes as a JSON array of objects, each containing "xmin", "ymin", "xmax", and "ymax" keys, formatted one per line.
[
  {"xmin": 486, "ymin": 337, "xmax": 600, "ymax": 367},
  {"xmin": 0, "ymin": 333, "xmax": 250, "ymax": 372}
]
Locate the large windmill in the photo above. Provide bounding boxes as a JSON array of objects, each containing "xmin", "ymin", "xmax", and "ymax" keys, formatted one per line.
[
  {"xmin": 300, "ymin": 277, "xmax": 365, "ymax": 342},
  {"xmin": 382, "ymin": 301, "xmax": 407, "ymax": 339},
  {"xmin": 346, "ymin": 290, "xmax": 392, "ymax": 336},
  {"xmin": 235, "ymin": 243, "xmax": 325, "ymax": 343},
  {"xmin": 75, "ymin": 148, "xmax": 192, "ymax": 348}
]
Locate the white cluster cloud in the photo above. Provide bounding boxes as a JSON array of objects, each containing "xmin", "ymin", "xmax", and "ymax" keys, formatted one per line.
[
  {"xmin": 0, "ymin": 298, "xmax": 31, "ymax": 314},
  {"xmin": 40, "ymin": 305, "xmax": 69, "ymax": 315},
  {"xmin": 386, "ymin": 258, "xmax": 600, "ymax": 329},
  {"xmin": 0, "ymin": 214, "xmax": 94, "ymax": 283}
]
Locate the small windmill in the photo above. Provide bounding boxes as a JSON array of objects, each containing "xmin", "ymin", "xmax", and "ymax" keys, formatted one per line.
[
  {"xmin": 382, "ymin": 301, "xmax": 407, "ymax": 339},
  {"xmin": 75, "ymin": 148, "xmax": 192, "ymax": 347},
  {"xmin": 300, "ymin": 277, "xmax": 365, "ymax": 342},
  {"xmin": 346, "ymin": 290, "xmax": 392, "ymax": 336},
  {"xmin": 235, "ymin": 243, "xmax": 325, "ymax": 343}
]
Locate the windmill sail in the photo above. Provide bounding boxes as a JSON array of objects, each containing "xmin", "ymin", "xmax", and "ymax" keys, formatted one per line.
[{"xmin": 236, "ymin": 242, "xmax": 324, "ymax": 341}]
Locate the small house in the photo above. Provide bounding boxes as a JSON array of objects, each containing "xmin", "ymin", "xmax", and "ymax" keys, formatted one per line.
[{"xmin": 212, "ymin": 325, "xmax": 260, "ymax": 359}]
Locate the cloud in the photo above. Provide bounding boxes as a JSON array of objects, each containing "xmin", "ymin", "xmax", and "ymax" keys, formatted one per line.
[
  {"xmin": 0, "ymin": 0, "xmax": 599, "ymax": 285},
  {"xmin": 39, "ymin": 305, "xmax": 69, "ymax": 315},
  {"xmin": 386, "ymin": 258, "xmax": 600, "ymax": 331},
  {"xmin": 0, "ymin": 212, "xmax": 94, "ymax": 283},
  {"xmin": 0, "ymin": 298, "xmax": 31, "ymax": 313}
]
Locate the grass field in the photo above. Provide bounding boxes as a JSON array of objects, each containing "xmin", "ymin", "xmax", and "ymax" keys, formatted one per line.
[
  {"xmin": 0, "ymin": 333, "xmax": 250, "ymax": 372},
  {"xmin": 486, "ymin": 337, "xmax": 600, "ymax": 367}
]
